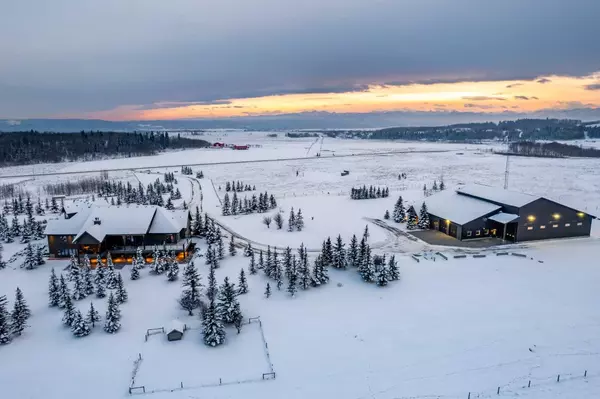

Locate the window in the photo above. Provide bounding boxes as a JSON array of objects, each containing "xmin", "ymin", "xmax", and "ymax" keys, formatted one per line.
[
  {"xmin": 476, "ymin": 230, "xmax": 481, "ymax": 236},
  {"xmin": 565, "ymin": 223, "xmax": 570, "ymax": 227},
  {"xmin": 527, "ymin": 226, "xmax": 533, "ymax": 230},
  {"xmin": 467, "ymin": 231, "xmax": 472, "ymax": 237},
  {"xmin": 577, "ymin": 222, "xmax": 583, "ymax": 226},
  {"xmin": 483, "ymin": 229, "xmax": 489, "ymax": 235},
  {"xmin": 540, "ymin": 225, "xmax": 546, "ymax": 229},
  {"xmin": 552, "ymin": 224, "xmax": 558, "ymax": 228}
]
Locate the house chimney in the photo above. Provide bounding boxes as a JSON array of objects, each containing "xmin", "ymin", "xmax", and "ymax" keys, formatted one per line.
[{"xmin": 93, "ymin": 217, "xmax": 101, "ymax": 225}]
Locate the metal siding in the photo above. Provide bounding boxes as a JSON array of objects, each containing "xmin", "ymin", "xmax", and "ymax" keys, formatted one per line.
[{"xmin": 517, "ymin": 198, "xmax": 592, "ymax": 241}]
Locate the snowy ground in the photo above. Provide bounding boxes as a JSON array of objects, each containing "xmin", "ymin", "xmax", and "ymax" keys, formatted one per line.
[{"xmin": 1, "ymin": 134, "xmax": 600, "ymax": 399}]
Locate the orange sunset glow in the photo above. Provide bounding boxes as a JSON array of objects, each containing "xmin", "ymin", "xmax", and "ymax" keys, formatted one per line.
[{"xmin": 84, "ymin": 73, "xmax": 600, "ymax": 121}]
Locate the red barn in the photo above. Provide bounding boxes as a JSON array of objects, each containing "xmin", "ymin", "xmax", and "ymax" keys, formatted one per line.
[{"xmin": 233, "ymin": 145, "xmax": 249, "ymax": 150}]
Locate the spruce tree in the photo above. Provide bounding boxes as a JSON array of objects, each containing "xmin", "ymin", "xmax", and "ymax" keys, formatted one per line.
[
  {"xmin": 358, "ymin": 245, "xmax": 375, "ymax": 283},
  {"xmin": 244, "ymin": 243, "xmax": 253, "ymax": 257},
  {"xmin": 135, "ymin": 246, "xmax": 145, "ymax": 268},
  {"xmin": 71, "ymin": 310, "xmax": 91, "ymax": 337},
  {"xmin": 265, "ymin": 246, "xmax": 273, "ymax": 278},
  {"xmin": 264, "ymin": 282, "xmax": 271, "ymax": 298},
  {"xmin": 115, "ymin": 273, "xmax": 128, "ymax": 303},
  {"xmin": 86, "ymin": 302, "xmax": 100, "ymax": 328},
  {"xmin": 312, "ymin": 254, "xmax": 329, "ymax": 285},
  {"xmin": 48, "ymin": 268, "xmax": 61, "ymax": 307},
  {"xmin": 384, "ymin": 210, "xmax": 390, "ymax": 220},
  {"xmin": 105, "ymin": 253, "xmax": 118, "ymax": 288},
  {"xmin": 217, "ymin": 277, "xmax": 238, "ymax": 323},
  {"xmin": 258, "ymin": 250, "xmax": 265, "ymax": 270},
  {"xmin": 62, "ymin": 294, "xmax": 76, "ymax": 327},
  {"xmin": 0, "ymin": 295, "xmax": 11, "ymax": 344},
  {"xmin": 232, "ymin": 301, "xmax": 243, "ymax": 333},
  {"xmin": 296, "ymin": 209, "xmax": 304, "ymax": 231},
  {"xmin": 376, "ymin": 262, "xmax": 389, "ymax": 287},
  {"xmin": 104, "ymin": 293, "xmax": 121, "ymax": 333},
  {"xmin": 58, "ymin": 274, "xmax": 70, "ymax": 308},
  {"xmin": 166, "ymin": 259, "xmax": 179, "ymax": 281},
  {"xmin": 205, "ymin": 244, "xmax": 214, "ymax": 265},
  {"xmin": 273, "ymin": 249, "xmax": 283, "ymax": 289},
  {"xmin": 298, "ymin": 250, "xmax": 311, "ymax": 290},
  {"xmin": 363, "ymin": 225, "xmax": 370, "ymax": 241},
  {"xmin": 216, "ymin": 228, "xmax": 224, "ymax": 259},
  {"xmin": 229, "ymin": 235, "xmax": 237, "ymax": 256},
  {"xmin": 348, "ymin": 235, "xmax": 358, "ymax": 267},
  {"xmin": 222, "ymin": 193, "xmax": 231, "ymax": 216},
  {"xmin": 287, "ymin": 256, "xmax": 298, "ymax": 297},
  {"xmin": 248, "ymin": 252, "xmax": 257, "ymax": 275},
  {"xmin": 238, "ymin": 268, "xmax": 248, "ymax": 294},
  {"xmin": 11, "ymin": 287, "xmax": 31, "ymax": 336},
  {"xmin": 130, "ymin": 265, "xmax": 140, "ymax": 280},
  {"xmin": 406, "ymin": 206, "xmax": 418, "ymax": 230},
  {"xmin": 35, "ymin": 245, "xmax": 45, "ymax": 266},
  {"xmin": 202, "ymin": 298, "xmax": 225, "ymax": 346},
  {"xmin": 22, "ymin": 243, "xmax": 36, "ymax": 270},
  {"xmin": 72, "ymin": 273, "xmax": 87, "ymax": 300},
  {"xmin": 165, "ymin": 197, "xmax": 174, "ymax": 210},
  {"xmin": 332, "ymin": 235, "xmax": 346, "ymax": 269},
  {"xmin": 206, "ymin": 263, "xmax": 217, "ymax": 302},
  {"xmin": 210, "ymin": 247, "xmax": 220, "ymax": 269},
  {"xmin": 288, "ymin": 207, "xmax": 296, "ymax": 232},
  {"xmin": 284, "ymin": 246, "xmax": 293, "ymax": 279},
  {"xmin": 67, "ymin": 254, "xmax": 80, "ymax": 281},
  {"xmin": 387, "ymin": 255, "xmax": 400, "ymax": 281},
  {"xmin": 179, "ymin": 261, "xmax": 202, "ymax": 315},
  {"xmin": 83, "ymin": 265, "xmax": 95, "ymax": 295},
  {"xmin": 418, "ymin": 202, "xmax": 430, "ymax": 229},
  {"xmin": 321, "ymin": 237, "xmax": 333, "ymax": 267},
  {"xmin": 393, "ymin": 196, "xmax": 406, "ymax": 223}
]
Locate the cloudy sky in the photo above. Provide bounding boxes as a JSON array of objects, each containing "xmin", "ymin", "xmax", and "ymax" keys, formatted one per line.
[{"xmin": 1, "ymin": 0, "xmax": 599, "ymax": 120}]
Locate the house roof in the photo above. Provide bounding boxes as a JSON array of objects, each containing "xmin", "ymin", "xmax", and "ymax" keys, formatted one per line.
[
  {"xmin": 168, "ymin": 320, "xmax": 186, "ymax": 333},
  {"xmin": 425, "ymin": 189, "xmax": 501, "ymax": 225},
  {"xmin": 45, "ymin": 204, "xmax": 189, "ymax": 243},
  {"xmin": 456, "ymin": 184, "xmax": 539, "ymax": 208},
  {"xmin": 488, "ymin": 212, "xmax": 520, "ymax": 224}
]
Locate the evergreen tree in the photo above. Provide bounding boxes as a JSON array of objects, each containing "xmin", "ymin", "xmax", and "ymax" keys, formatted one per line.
[
  {"xmin": 11, "ymin": 287, "xmax": 30, "ymax": 336},
  {"xmin": 71, "ymin": 310, "xmax": 91, "ymax": 337},
  {"xmin": 384, "ymin": 210, "xmax": 390, "ymax": 220},
  {"xmin": 0, "ymin": 295, "xmax": 11, "ymax": 344},
  {"xmin": 440, "ymin": 179, "xmax": 445, "ymax": 191},
  {"xmin": 86, "ymin": 302, "xmax": 100, "ymax": 328},
  {"xmin": 332, "ymin": 235, "xmax": 346, "ymax": 269},
  {"xmin": 130, "ymin": 265, "xmax": 140, "ymax": 280},
  {"xmin": 35, "ymin": 245, "xmax": 45, "ymax": 266},
  {"xmin": 165, "ymin": 197, "xmax": 174, "ymax": 210},
  {"xmin": 205, "ymin": 244, "xmax": 214, "ymax": 265},
  {"xmin": 312, "ymin": 254, "xmax": 329, "ymax": 285},
  {"xmin": 21, "ymin": 243, "xmax": 37, "ymax": 270},
  {"xmin": 244, "ymin": 243, "xmax": 254, "ymax": 257},
  {"xmin": 264, "ymin": 282, "xmax": 271, "ymax": 298},
  {"xmin": 229, "ymin": 235, "xmax": 237, "ymax": 256},
  {"xmin": 393, "ymin": 196, "xmax": 406, "ymax": 223},
  {"xmin": 216, "ymin": 228, "xmax": 224, "ymax": 259},
  {"xmin": 206, "ymin": 263, "xmax": 217, "ymax": 302},
  {"xmin": 10, "ymin": 215, "xmax": 20, "ymax": 237},
  {"xmin": 321, "ymin": 237, "xmax": 333, "ymax": 267},
  {"xmin": 104, "ymin": 293, "xmax": 121, "ymax": 333},
  {"xmin": 348, "ymin": 234, "xmax": 358, "ymax": 268},
  {"xmin": 62, "ymin": 294, "xmax": 76, "ymax": 327},
  {"xmin": 202, "ymin": 298, "xmax": 225, "ymax": 346},
  {"xmin": 166, "ymin": 259, "xmax": 179, "ymax": 281},
  {"xmin": 179, "ymin": 261, "xmax": 202, "ymax": 315},
  {"xmin": 232, "ymin": 301, "xmax": 243, "ymax": 333},
  {"xmin": 363, "ymin": 225, "xmax": 370, "ymax": 241},
  {"xmin": 432, "ymin": 180, "xmax": 438, "ymax": 191},
  {"xmin": 376, "ymin": 261, "xmax": 389, "ymax": 287},
  {"xmin": 192, "ymin": 206, "xmax": 203, "ymax": 236},
  {"xmin": 67, "ymin": 254, "xmax": 80, "ymax": 281},
  {"xmin": 231, "ymin": 192, "xmax": 238, "ymax": 215},
  {"xmin": 298, "ymin": 250, "xmax": 311, "ymax": 290},
  {"xmin": 269, "ymin": 194, "xmax": 277, "ymax": 209},
  {"xmin": 217, "ymin": 277, "xmax": 238, "ymax": 323},
  {"xmin": 72, "ymin": 273, "xmax": 87, "ymax": 300},
  {"xmin": 284, "ymin": 246, "xmax": 293, "ymax": 280},
  {"xmin": 273, "ymin": 249, "xmax": 282, "ymax": 289},
  {"xmin": 222, "ymin": 193, "xmax": 231, "ymax": 216},
  {"xmin": 296, "ymin": 209, "xmax": 304, "ymax": 231},
  {"xmin": 135, "ymin": 246, "xmax": 145, "ymax": 268},
  {"xmin": 58, "ymin": 274, "xmax": 70, "ymax": 308},
  {"xmin": 48, "ymin": 268, "xmax": 61, "ymax": 307},
  {"xmin": 115, "ymin": 273, "xmax": 128, "ymax": 303},
  {"xmin": 265, "ymin": 246, "xmax": 274, "ymax": 278},
  {"xmin": 287, "ymin": 255, "xmax": 298, "ymax": 297},
  {"xmin": 96, "ymin": 281, "xmax": 106, "ymax": 298},
  {"xmin": 406, "ymin": 205, "xmax": 418, "ymax": 230},
  {"xmin": 288, "ymin": 207, "xmax": 296, "ymax": 232},
  {"xmin": 248, "ymin": 252, "xmax": 257, "ymax": 275},
  {"xmin": 258, "ymin": 250, "xmax": 264, "ymax": 270},
  {"xmin": 83, "ymin": 265, "xmax": 94, "ymax": 295},
  {"xmin": 105, "ymin": 254, "xmax": 118, "ymax": 289},
  {"xmin": 238, "ymin": 268, "xmax": 248, "ymax": 294},
  {"xmin": 418, "ymin": 202, "xmax": 430, "ymax": 229},
  {"xmin": 210, "ymin": 247, "xmax": 220, "ymax": 269},
  {"xmin": 387, "ymin": 255, "xmax": 400, "ymax": 281},
  {"xmin": 358, "ymin": 246, "xmax": 375, "ymax": 282}
]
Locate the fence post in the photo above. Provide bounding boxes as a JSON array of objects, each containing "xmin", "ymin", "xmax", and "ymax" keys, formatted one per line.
[
  {"xmin": 584, "ymin": 370, "xmax": 588, "ymax": 378},
  {"xmin": 219, "ymin": 378, "xmax": 222, "ymax": 385},
  {"xmin": 557, "ymin": 374, "xmax": 560, "ymax": 382},
  {"xmin": 467, "ymin": 392, "xmax": 471, "ymax": 399},
  {"xmin": 528, "ymin": 380, "xmax": 531, "ymax": 388},
  {"xmin": 180, "ymin": 382, "xmax": 183, "ymax": 389},
  {"xmin": 497, "ymin": 386, "xmax": 500, "ymax": 395}
]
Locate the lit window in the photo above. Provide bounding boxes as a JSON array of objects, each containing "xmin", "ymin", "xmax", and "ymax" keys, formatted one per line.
[
  {"xmin": 577, "ymin": 222, "xmax": 583, "ymax": 226},
  {"xmin": 540, "ymin": 225, "xmax": 546, "ymax": 229},
  {"xmin": 527, "ymin": 226, "xmax": 533, "ymax": 230},
  {"xmin": 484, "ymin": 229, "xmax": 489, "ymax": 235},
  {"xmin": 476, "ymin": 230, "xmax": 481, "ymax": 236},
  {"xmin": 467, "ymin": 231, "xmax": 472, "ymax": 237},
  {"xmin": 565, "ymin": 223, "xmax": 570, "ymax": 227},
  {"xmin": 552, "ymin": 224, "xmax": 558, "ymax": 228}
]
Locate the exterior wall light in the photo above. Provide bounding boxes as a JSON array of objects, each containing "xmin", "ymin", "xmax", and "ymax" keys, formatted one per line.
[
  {"xmin": 553, "ymin": 213, "xmax": 561, "ymax": 220},
  {"xmin": 577, "ymin": 212, "xmax": 585, "ymax": 218},
  {"xmin": 527, "ymin": 215, "xmax": 536, "ymax": 222}
]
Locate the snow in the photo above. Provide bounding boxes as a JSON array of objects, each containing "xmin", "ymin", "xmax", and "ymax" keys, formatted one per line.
[
  {"xmin": 488, "ymin": 212, "xmax": 520, "ymax": 224},
  {"xmin": 148, "ymin": 208, "xmax": 189, "ymax": 234},
  {"xmin": 167, "ymin": 319, "xmax": 186, "ymax": 334},
  {"xmin": 457, "ymin": 183, "xmax": 540, "ymax": 208},
  {"xmin": 425, "ymin": 189, "xmax": 501, "ymax": 224}
]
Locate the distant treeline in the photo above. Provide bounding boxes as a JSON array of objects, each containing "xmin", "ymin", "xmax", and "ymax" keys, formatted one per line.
[
  {"xmin": 317, "ymin": 119, "xmax": 600, "ymax": 142},
  {"xmin": 285, "ymin": 132, "xmax": 320, "ymax": 138},
  {"xmin": 0, "ymin": 131, "xmax": 211, "ymax": 166},
  {"xmin": 506, "ymin": 141, "xmax": 600, "ymax": 158}
]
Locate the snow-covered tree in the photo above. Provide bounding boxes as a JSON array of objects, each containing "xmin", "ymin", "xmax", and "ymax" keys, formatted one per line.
[
  {"xmin": 115, "ymin": 273, "xmax": 128, "ymax": 303},
  {"xmin": 258, "ymin": 250, "xmax": 264, "ymax": 270},
  {"xmin": 418, "ymin": 202, "xmax": 430, "ymax": 229},
  {"xmin": 288, "ymin": 207, "xmax": 296, "ymax": 232},
  {"xmin": 71, "ymin": 310, "xmax": 91, "ymax": 337},
  {"xmin": 384, "ymin": 210, "xmax": 390, "ymax": 220},
  {"xmin": 179, "ymin": 261, "xmax": 202, "ymax": 315},
  {"xmin": 11, "ymin": 287, "xmax": 30, "ymax": 336},
  {"xmin": 130, "ymin": 265, "xmax": 140, "ymax": 280},
  {"xmin": 72, "ymin": 273, "xmax": 87, "ymax": 300},
  {"xmin": 273, "ymin": 212, "xmax": 284, "ymax": 229},
  {"xmin": 387, "ymin": 255, "xmax": 400, "ymax": 281},
  {"xmin": 86, "ymin": 302, "xmax": 100, "ymax": 328},
  {"xmin": 48, "ymin": 268, "xmax": 61, "ymax": 307},
  {"xmin": 238, "ymin": 268, "xmax": 248, "ymax": 294},
  {"xmin": 216, "ymin": 228, "xmax": 224, "ymax": 259},
  {"xmin": 222, "ymin": 193, "xmax": 231, "ymax": 216},
  {"xmin": 95, "ymin": 255, "xmax": 105, "ymax": 283},
  {"xmin": 287, "ymin": 256, "xmax": 298, "ymax": 297},
  {"xmin": 166, "ymin": 259, "xmax": 179, "ymax": 281},
  {"xmin": 0, "ymin": 295, "xmax": 11, "ymax": 344},
  {"xmin": 283, "ymin": 246, "xmax": 293, "ymax": 280},
  {"xmin": 406, "ymin": 205, "xmax": 418, "ymax": 230},
  {"xmin": 104, "ymin": 293, "xmax": 121, "ymax": 333},
  {"xmin": 96, "ymin": 281, "xmax": 106, "ymax": 299},
  {"xmin": 439, "ymin": 178, "xmax": 445, "ymax": 191},
  {"xmin": 232, "ymin": 301, "xmax": 243, "ymax": 333},
  {"xmin": 135, "ymin": 246, "xmax": 145, "ymax": 268},
  {"xmin": 105, "ymin": 253, "xmax": 118, "ymax": 289},
  {"xmin": 347, "ymin": 234, "xmax": 358, "ymax": 268},
  {"xmin": 165, "ymin": 197, "xmax": 175, "ymax": 210},
  {"xmin": 432, "ymin": 180, "xmax": 438, "ymax": 191},
  {"xmin": 265, "ymin": 246, "xmax": 274, "ymax": 278},
  {"xmin": 21, "ymin": 243, "xmax": 37, "ymax": 270},
  {"xmin": 358, "ymin": 245, "xmax": 375, "ymax": 283},
  {"xmin": 332, "ymin": 235, "xmax": 346, "ymax": 269},
  {"xmin": 217, "ymin": 277, "xmax": 238, "ymax": 324},
  {"xmin": 298, "ymin": 250, "xmax": 311, "ymax": 290},
  {"xmin": 376, "ymin": 261, "xmax": 389, "ymax": 287},
  {"xmin": 296, "ymin": 209, "xmax": 304, "ymax": 231},
  {"xmin": 206, "ymin": 263, "xmax": 217, "ymax": 302},
  {"xmin": 248, "ymin": 252, "xmax": 257, "ymax": 275},
  {"xmin": 312, "ymin": 254, "xmax": 329, "ymax": 286},
  {"xmin": 393, "ymin": 196, "xmax": 406, "ymax": 223},
  {"xmin": 58, "ymin": 274, "xmax": 70, "ymax": 308},
  {"xmin": 264, "ymin": 282, "xmax": 271, "ymax": 298},
  {"xmin": 83, "ymin": 265, "xmax": 94, "ymax": 295},
  {"xmin": 67, "ymin": 254, "xmax": 79, "ymax": 280},
  {"xmin": 321, "ymin": 237, "xmax": 333, "ymax": 267},
  {"xmin": 363, "ymin": 225, "xmax": 370, "ymax": 241},
  {"xmin": 202, "ymin": 299, "xmax": 225, "ymax": 347},
  {"xmin": 229, "ymin": 235, "xmax": 237, "ymax": 256},
  {"xmin": 35, "ymin": 245, "xmax": 45, "ymax": 266},
  {"xmin": 62, "ymin": 294, "xmax": 76, "ymax": 327},
  {"xmin": 244, "ymin": 243, "xmax": 253, "ymax": 257}
]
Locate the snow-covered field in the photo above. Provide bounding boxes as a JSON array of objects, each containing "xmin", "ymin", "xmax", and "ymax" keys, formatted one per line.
[{"xmin": 1, "ymin": 134, "xmax": 600, "ymax": 399}]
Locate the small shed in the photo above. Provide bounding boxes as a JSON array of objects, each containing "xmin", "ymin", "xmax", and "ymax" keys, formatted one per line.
[
  {"xmin": 166, "ymin": 320, "xmax": 186, "ymax": 341},
  {"xmin": 341, "ymin": 170, "xmax": 350, "ymax": 176}
]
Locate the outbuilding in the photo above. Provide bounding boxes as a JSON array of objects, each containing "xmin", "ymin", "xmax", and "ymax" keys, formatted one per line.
[
  {"xmin": 167, "ymin": 320, "xmax": 186, "ymax": 341},
  {"xmin": 425, "ymin": 184, "xmax": 594, "ymax": 242}
]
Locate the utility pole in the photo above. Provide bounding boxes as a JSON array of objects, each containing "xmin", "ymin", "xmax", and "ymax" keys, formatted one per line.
[{"xmin": 504, "ymin": 155, "xmax": 510, "ymax": 189}]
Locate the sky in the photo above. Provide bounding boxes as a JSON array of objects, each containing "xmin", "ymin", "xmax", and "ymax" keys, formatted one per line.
[{"xmin": 1, "ymin": 0, "xmax": 600, "ymax": 121}]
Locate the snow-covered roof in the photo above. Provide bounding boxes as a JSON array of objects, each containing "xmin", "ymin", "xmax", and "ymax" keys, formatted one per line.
[
  {"xmin": 487, "ymin": 212, "xmax": 519, "ymax": 224},
  {"xmin": 425, "ymin": 190, "xmax": 501, "ymax": 225},
  {"xmin": 45, "ymin": 205, "xmax": 189, "ymax": 243},
  {"xmin": 456, "ymin": 184, "xmax": 539, "ymax": 208},
  {"xmin": 168, "ymin": 320, "xmax": 186, "ymax": 333},
  {"xmin": 148, "ymin": 208, "xmax": 189, "ymax": 234}
]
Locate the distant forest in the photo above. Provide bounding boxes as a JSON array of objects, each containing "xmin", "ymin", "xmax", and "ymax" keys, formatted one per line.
[
  {"xmin": 505, "ymin": 141, "xmax": 600, "ymax": 158},
  {"xmin": 0, "ymin": 131, "xmax": 210, "ymax": 166},
  {"xmin": 311, "ymin": 119, "xmax": 600, "ymax": 142}
]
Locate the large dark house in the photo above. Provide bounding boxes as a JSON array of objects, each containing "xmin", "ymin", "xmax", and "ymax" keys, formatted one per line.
[
  {"xmin": 45, "ymin": 204, "xmax": 192, "ymax": 264},
  {"xmin": 425, "ymin": 184, "xmax": 594, "ymax": 242}
]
